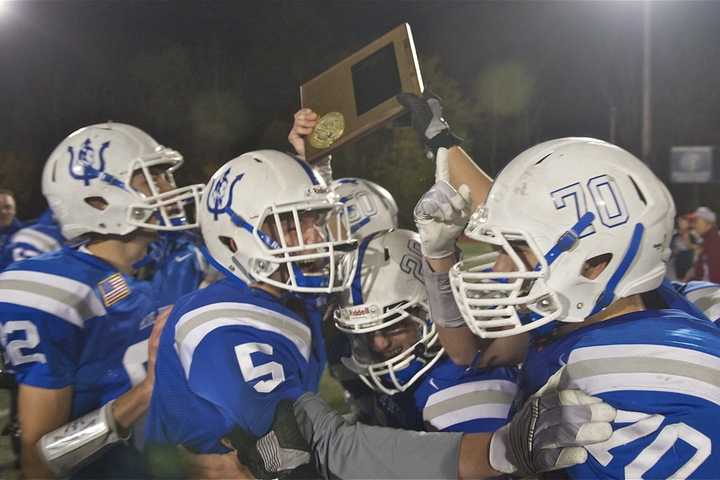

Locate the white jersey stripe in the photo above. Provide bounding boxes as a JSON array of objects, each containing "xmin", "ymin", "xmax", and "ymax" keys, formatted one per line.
[
  {"xmin": 564, "ymin": 372, "xmax": 720, "ymax": 407},
  {"xmin": 175, "ymin": 302, "xmax": 312, "ymax": 377},
  {"xmin": 0, "ymin": 269, "xmax": 106, "ymax": 326},
  {"xmin": 0, "ymin": 289, "xmax": 84, "ymax": 327},
  {"xmin": 425, "ymin": 379, "xmax": 518, "ymax": 407},
  {"xmin": 426, "ymin": 404, "xmax": 511, "ymax": 430},
  {"xmin": 562, "ymin": 345, "xmax": 720, "ymax": 406},
  {"xmin": 567, "ymin": 344, "xmax": 720, "ymax": 371},
  {"xmin": 11, "ymin": 229, "xmax": 61, "ymax": 254}
]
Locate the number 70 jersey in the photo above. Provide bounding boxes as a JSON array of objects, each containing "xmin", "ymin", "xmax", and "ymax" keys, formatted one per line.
[
  {"xmin": 519, "ymin": 310, "xmax": 720, "ymax": 479},
  {"xmin": 0, "ymin": 247, "xmax": 157, "ymax": 419}
]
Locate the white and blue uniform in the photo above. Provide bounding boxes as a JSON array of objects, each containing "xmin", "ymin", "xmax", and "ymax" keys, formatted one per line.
[
  {"xmin": 373, "ymin": 359, "xmax": 517, "ymax": 433},
  {"xmin": 1, "ymin": 210, "xmax": 64, "ymax": 268},
  {"xmin": 137, "ymin": 232, "xmax": 207, "ymax": 308},
  {"xmin": 0, "ymin": 246, "xmax": 160, "ymax": 476},
  {"xmin": 518, "ymin": 310, "xmax": 720, "ymax": 479},
  {"xmin": 668, "ymin": 280, "xmax": 720, "ymax": 326},
  {"xmin": 145, "ymin": 278, "xmax": 327, "ymax": 453}
]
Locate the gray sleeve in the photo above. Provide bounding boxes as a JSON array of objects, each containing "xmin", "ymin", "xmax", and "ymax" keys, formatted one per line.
[
  {"xmin": 422, "ymin": 258, "xmax": 465, "ymax": 328},
  {"xmin": 294, "ymin": 392, "xmax": 462, "ymax": 480}
]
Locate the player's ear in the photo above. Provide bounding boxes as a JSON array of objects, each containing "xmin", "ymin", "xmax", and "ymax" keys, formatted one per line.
[{"xmin": 581, "ymin": 253, "xmax": 612, "ymax": 280}]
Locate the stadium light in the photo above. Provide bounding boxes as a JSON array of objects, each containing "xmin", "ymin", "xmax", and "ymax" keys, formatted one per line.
[{"xmin": 0, "ymin": 0, "xmax": 10, "ymax": 17}]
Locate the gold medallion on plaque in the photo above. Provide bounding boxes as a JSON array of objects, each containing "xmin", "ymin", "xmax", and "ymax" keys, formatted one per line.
[{"xmin": 309, "ymin": 112, "xmax": 345, "ymax": 149}]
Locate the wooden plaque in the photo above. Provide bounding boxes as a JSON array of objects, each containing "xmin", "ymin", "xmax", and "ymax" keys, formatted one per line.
[{"xmin": 300, "ymin": 23, "xmax": 424, "ymax": 162}]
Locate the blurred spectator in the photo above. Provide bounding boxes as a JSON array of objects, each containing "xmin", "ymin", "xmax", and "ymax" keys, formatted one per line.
[
  {"xmin": 671, "ymin": 214, "xmax": 700, "ymax": 280},
  {"xmin": 689, "ymin": 206, "xmax": 720, "ymax": 282},
  {"xmin": 0, "ymin": 189, "xmax": 21, "ymax": 253}
]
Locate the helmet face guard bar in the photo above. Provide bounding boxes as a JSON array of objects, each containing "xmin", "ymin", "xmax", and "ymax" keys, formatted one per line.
[
  {"xmin": 248, "ymin": 200, "xmax": 358, "ymax": 293},
  {"xmin": 125, "ymin": 151, "xmax": 204, "ymax": 231},
  {"xmin": 336, "ymin": 298, "xmax": 443, "ymax": 395},
  {"xmin": 450, "ymin": 213, "xmax": 595, "ymax": 338}
]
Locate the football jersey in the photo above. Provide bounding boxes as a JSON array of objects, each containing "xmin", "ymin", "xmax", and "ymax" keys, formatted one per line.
[
  {"xmin": 139, "ymin": 232, "xmax": 207, "ymax": 308},
  {"xmin": 670, "ymin": 280, "xmax": 720, "ymax": 325},
  {"xmin": 373, "ymin": 357, "xmax": 518, "ymax": 433},
  {"xmin": 1, "ymin": 210, "xmax": 64, "ymax": 269},
  {"xmin": 518, "ymin": 310, "xmax": 720, "ymax": 479},
  {"xmin": 145, "ymin": 278, "xmax": 327, "ymax": 454},
  {"xmin": 0, "ymin": 246, "xmax": 157, "ymax": 418}
]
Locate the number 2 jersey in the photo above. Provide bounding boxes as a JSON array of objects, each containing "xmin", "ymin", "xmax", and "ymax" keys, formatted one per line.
[
  {"xmin": 145, "ymin": 277, "xmax": 327, "ymax": 453},
  {"xmin": 518, "ymin": 309, "xmax": 720, "ymax": 479},
  {"xmin": 0, "ymin": 246, "xmax": 158, "ymax": 419}
]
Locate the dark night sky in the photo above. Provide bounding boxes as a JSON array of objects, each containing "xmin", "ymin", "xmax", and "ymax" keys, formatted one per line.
[{"xmin": 1, "ymin": 0, "xmax": 720, "ymax": 217}]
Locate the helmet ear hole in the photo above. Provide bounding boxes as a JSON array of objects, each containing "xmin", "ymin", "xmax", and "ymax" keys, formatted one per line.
[
  {"xmin": 582, "ymin": 253, "xmax": 613, "ymax": 279},
  {"xmin": 84, "ymin": 197, "xmax": 108, "ymax": 211},
  {"xmin": 219, "ymin": 236, "xmax": 238, "ymax": 254}
]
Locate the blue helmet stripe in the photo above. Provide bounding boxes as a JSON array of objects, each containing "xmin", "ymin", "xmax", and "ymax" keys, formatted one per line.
[
  {"xmin": 290, "ymin": 155, "xmax": 319, "ymax": 185},
  {"xmin": 590, "ymin": 222, "xmax": 645, "ymax": 316},
  {"xmin": 350, "ymin": 217, "xmax": 371, "ymax": 235},
  {"xmin": 351, "ymin": 232, "xmax": 380, "ymax": 305}
]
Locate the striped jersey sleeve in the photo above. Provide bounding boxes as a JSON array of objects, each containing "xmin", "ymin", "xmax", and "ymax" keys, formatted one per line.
[
  {"xmin": 555, "ymin": 320, "xmax": 720, "ymax": 479},
  {"xmin": 5, "ymin": 226, "xmax": 62, "ymax": 262},
  {"xmin": 0, "ymin": 267, "xmax": 106, "ymax": 387},
  {"xmin": 419, "ymin": 363, "xmax": 518, "ymax": 433},
  {"xmin": 174, "ymin": 301, "xmax": 311, "ymax": 437}
]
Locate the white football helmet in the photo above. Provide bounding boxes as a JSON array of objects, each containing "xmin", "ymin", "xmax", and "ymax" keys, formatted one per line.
[
  {"xmin": 334, "ymin": 229, "xmax": 443, "ymax": 395},
  {"xmin": 200, "ymin": 150, "xmax": 357, "ymax": 293},
  {"xmin": 450, "ymin": 137, "xmax": 675, "ymax": 338},
  {"xmin": 331, "ymin": 178, "xmax": 399, "ymax": 239},
  {"xmin": 42, "ymin": 123, "xmax": 203, "ymax": 240}
]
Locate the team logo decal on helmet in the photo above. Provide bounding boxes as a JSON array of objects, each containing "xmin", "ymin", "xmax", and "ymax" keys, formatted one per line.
[
  {"xmin": 206, "ymin": 167, "xmax": 245, "ymax": 221},
  {"xmin": 68, "ymin": 139, "xmax": 110, "ymax": 185}
]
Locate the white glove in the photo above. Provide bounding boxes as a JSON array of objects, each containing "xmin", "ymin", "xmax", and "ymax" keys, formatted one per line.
[
  {"xmin": 489, "ymin": 388, "xmax": 616, "ymax": 477},
  {"xmin": 413, "ymin": 180, "xmax": 471, "ymax": 259}
]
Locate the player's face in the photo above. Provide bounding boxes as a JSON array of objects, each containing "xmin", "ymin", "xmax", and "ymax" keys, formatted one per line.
[
  {"xmin": 270, "ymin": 210, "xmax": 332, "ymax": 275},
  {"xmin": 130, "ymin": 166, "xmax": 175, "ymax": 198},
  {"xmin": 130, "ymin": 166, "xmax": 182, "ymax": 224},
  {"xmin": 278, "ymin": 211, "xmax": 328, "ymax": 248},
  {"xmin": 492, "ymin": 242, "xmax": 538, "ymax": 273},
  {"xmin": 368, "ymin": 318, "xmax": 420, "ymax": 361},
  {"xmin": 0, "ymin": 194, "xmax": 16, "ymax": 227}
]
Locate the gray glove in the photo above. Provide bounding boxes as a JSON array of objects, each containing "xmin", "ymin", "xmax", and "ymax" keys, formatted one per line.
[
  {"xmin": 489, "ymin": 389, "xmax": 616, "ymax": 477},
  {"xmin": 396, "ymin": 91, "xmax": 462, "ymax": 158}
]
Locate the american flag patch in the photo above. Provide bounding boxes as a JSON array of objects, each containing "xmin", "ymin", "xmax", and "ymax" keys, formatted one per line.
[{"xmin": 98, "ymin": 273, "xmax": 130, "ymax": 307}]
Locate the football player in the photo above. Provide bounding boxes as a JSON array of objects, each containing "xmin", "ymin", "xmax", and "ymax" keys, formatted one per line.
[
  {"xmin": 1, "ymin": 208, "xmax": 64, "ymax": 268},
  {"xmin": 0, "ymin": 122, "xmax": 203, "ymax": 478},
  {"xmin": 144, "ymin": 149, "xmax": 358, "ymax": 474},
  {"xmin": 150, "ymin": 150, "xmax": 616, "ymax": 480},
  {"xmin": 334, "ymin": 228, "xmax": 518, "ymax": 433},
  {"xmin": 441, "ymin": 138, "xmax": 720, "ymax": 478}
]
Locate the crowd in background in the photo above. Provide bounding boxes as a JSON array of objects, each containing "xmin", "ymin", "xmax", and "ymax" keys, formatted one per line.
[{"xmin": 671, "ymin": 206, "xmax": 720, "ymax": 282}]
